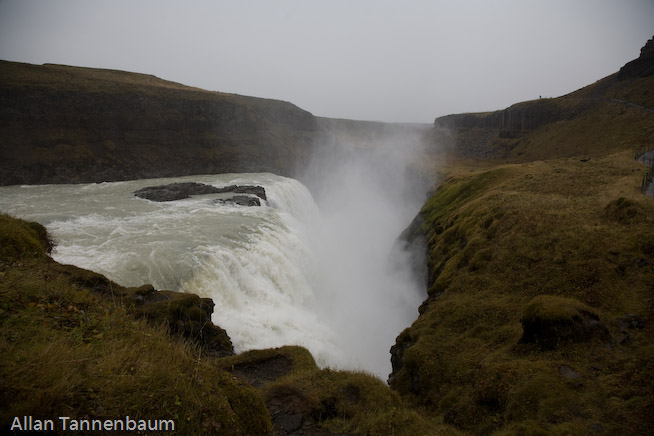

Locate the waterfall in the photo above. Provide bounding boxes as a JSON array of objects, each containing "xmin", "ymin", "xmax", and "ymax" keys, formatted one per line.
[{"xmin": 0, "ymin": 170, "xmax": 424, "ymax": 377}]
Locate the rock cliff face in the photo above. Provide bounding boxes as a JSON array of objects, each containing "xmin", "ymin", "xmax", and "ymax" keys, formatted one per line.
[
  {"xmin": 0, "ymin": 61, "xmax": 319, "ymax": 185},
  {"xmin": 431, "ymin": 37, "xmax": 654, "ymax": 161},
  {"xmin": 618, "ymin": 35, "xmax": 654, "ymax": 79},
  {"xmin": 435, "ymin": 98, "xmax": 577, "ymax": 133},
  {"xmin": 431, "ymin": 97, "xmax": 592, "ymax": 160}
]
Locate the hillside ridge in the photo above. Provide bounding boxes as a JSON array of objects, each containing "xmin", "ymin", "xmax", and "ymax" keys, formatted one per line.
[
  {"xmin": 431, "ymin": 36, "xmax": 654, "ymax": 162},
  {"xmin": 0, "ymin": 60, "xmax": 319, "ymax": 185}
]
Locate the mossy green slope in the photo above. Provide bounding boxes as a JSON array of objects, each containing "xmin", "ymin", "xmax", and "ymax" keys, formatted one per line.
[{"xmin": 390, "ymin": 152, "xmax": 654, "ymax": 435}]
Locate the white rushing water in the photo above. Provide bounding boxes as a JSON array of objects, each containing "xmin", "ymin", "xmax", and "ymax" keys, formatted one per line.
[{"xmin": 0, "ymin": 172, "xmax": 424, "ymax": 377}]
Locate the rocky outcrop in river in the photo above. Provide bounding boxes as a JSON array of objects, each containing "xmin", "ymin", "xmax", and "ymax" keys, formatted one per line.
[{"xmin": 134, "ymin": 182, "xmax": 266, "ymax": 203}]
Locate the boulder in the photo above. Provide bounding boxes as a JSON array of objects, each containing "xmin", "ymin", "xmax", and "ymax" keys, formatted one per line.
[
  {"xmin": 128, "ymin": 287, "xmax": 234, "ymax": 357},
  {"xmin": 215, "ymin": 195, "xmax": 261, "ymax": 206},
  {"xmin": 215, "ymin": 184, "xmax": 267, "ymax": 201},
  {"xmin": 519, "ymin": 295, "xmax": 611, "ymax": 350}
]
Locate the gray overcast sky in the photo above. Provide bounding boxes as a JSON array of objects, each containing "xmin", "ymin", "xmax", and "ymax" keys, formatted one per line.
[{"xmin": 0, "ymin": 0, "xmax": 652, "ymax": 123}]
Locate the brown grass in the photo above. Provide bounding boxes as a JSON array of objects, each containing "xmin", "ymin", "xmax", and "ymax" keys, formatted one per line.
[{"xmin": 390, "ymin": 151, "xmax": 654, "ymax": 435}]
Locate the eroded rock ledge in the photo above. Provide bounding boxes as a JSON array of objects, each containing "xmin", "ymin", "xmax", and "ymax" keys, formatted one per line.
[
  {"xmin": 62, "ymin": 265, "xmax": 235, "ymax": 357},
  {"xmin": 0, "ymin": 214, "xmax": 235, "ymax": 357}
]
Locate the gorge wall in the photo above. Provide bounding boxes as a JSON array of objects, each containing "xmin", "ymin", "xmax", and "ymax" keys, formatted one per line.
[
  {"xmin": 435, "ymin": 98, "xmax": 575, "ymax": 133},
  {"xmin": 0, "ymin": 61, "xmax": 319, "ymax": 185},
  {"xmin": 618, "ymin": 36, "xmax": 654, "ymax": 79},
  {"xmin": 431, "ymin": 35, "xmax": 654, "ymax": 161}
]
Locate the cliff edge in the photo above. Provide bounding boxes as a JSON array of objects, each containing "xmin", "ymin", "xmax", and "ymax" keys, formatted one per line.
[
  {"xmin": 432, "ymin": 36, "xmax": 654, "ymax": 161},
  {"xmin": 0, "ymin": 61, "xmax": 319, "ymax": 185}
]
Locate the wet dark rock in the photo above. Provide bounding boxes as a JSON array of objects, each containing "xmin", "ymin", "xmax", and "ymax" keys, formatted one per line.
[
  {"xmin": 396, "ymin": 213, "xmax": 429, "ymax": 291},
  {"xmin": 217, "ymin": 184, "xmax": 267, "ymax": 200},
  {"xmin": 134, "ymin": 182, "xmax": 266, "ymax": 203},
  {"xmin": 215, "ymin": 195, "xmax": 261, "ymax": 207},
  {"xmin": 134, "ymin": 182, "xmax": 220, "ymax": 201},
  {"xmin": 129, "ymin": 291, "xmax": 234, "ymax": 358},
  {"xmin": 219, "ymin": 348, "xmax": 352, "ymax": 435}
]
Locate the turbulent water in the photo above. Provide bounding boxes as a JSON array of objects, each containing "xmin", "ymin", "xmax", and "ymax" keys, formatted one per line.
[{"xmin": 0, "ymin": 172, "xmax": 424, "ymax": 377}]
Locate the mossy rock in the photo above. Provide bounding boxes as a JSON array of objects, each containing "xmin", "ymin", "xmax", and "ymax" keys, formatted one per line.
[
  {"xmin": 217, "ymin": 346, "xmax": 317, "ymax": 388},
  {"xmin": 129, "ymin": 291, "xmax": 234, "ymax": 357},
  {"xmin": 0, "ymin": 214, "xmax": 52, "ymax": 262},
  {"xmin": 519, "ymin": 295, "xmax": 612, "ymax": 350},
  {"xmin": 603, "ymin": 197, "xmax": 648, "ymax": 225},
  {"xmin": 50, "ymin": 260, "xmax": 234, "ymax": 356}
]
